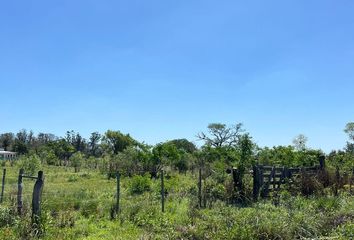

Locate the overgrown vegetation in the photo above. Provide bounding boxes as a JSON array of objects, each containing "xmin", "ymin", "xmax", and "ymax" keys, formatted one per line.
[
  {"xmin": 0, "ymin": 164, "xmax": 352, "ymax": 240},
  {"xmin": 0, "ymin": 122, "xmax": 353, "ymax": 239}
]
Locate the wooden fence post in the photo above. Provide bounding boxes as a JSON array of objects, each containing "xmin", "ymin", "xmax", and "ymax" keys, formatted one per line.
[
  {"xmin": 198, "ymin": 168, "xmax": 202, "ymax": 208},
  {"xmin": 161, "ymin": 169, "xmax": 165, "ymax": 213},
  {"xmin": 1, "ymin": 169, "xmax": 5, "ymax": 203},
  {"xmin": 32, "ymin": 171, "xmax": 44, "ymax": 227},
  {"xmin": 116, "ymin": 172, "xmax": 120, "ymax": 215},
  {"xmin": 334, "ymin": 167, "xmax": 340, "ymax": 196},
  {"xmin": 350, "ymin": 169, "xmax": 353, "ymax": 193},
  {"xmin": 253, "ymin": 166, "xmax": 260, "ymax": 201},
  {"xmin": 18, "ymin": 168, "xmax": 24, "ymax": 215},
  {"xmin": 319, "ymin": 155, "xmax": 325, "ymax": 170},
  {"xmin": 272, "ymin": 167, "xmax": 276, "ymax": 190}
]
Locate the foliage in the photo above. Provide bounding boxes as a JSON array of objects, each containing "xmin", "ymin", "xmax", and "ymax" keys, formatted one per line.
[
  {"xmin": 167, "ymin": 139, "xmax": 197, "ymax": 153},
  {"xmin": 129, "ymin": 174, "xmax": 152, "ymax": 194},
  {"xmin": 102, "ymin": 130, "xmax": 137, "ymax": 155},
  {"xmin": 257, "ymin": 146, "xmax": 323, "ymax": 167},
  {"xmin": 17, "ymin": 154, "xmax": 41, "ymax": 175},
  {"xmin": 0, "ymin": 165, "xmax": 352, "ymax": 240},
  {"xmin": 344, "ymin": 122, "xmax": 354, "ymax": 141},
  {"xmin": 0, "ymin": 132, "xmax": 14, "ymax": 151},
  {"xmin": 38, "ymin": 149, "xmax": 58, "ymax": 165},
  {"xmin": 70, "ymin": 152, "xmax": 84, "ymax": 172},
  {"xmin": 197, "ymin": 123, "xmax": 244, "ymax": 147},
  {"xmin": 292, "ymin": 134, "xmax": 308, "ymax": 151}
]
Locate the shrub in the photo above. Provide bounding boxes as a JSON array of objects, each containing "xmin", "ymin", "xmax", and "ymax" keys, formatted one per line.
[
  {"xmin": 129, "ymin": 174, "xmax": 151, "ymax": 195},
  {"xmin": 70, "ymin": 152, "xmax": 84, "ymax": 173},
  {"xmin": 17, "ymin": 154, "xmax": 41, "ymax": 175},
  {"xmin": 68, "ymin": 175, "xmax": 78, "ymax": 182},
  {"xmin": 0, "ymin": 207, "xmax": 16, "ymax": 227},
  {"xmin": 81, "ymin": 200, "xmax": 99, "ymax": 218}
]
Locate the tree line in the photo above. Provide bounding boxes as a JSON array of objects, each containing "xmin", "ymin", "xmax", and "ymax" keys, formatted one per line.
[{"xmin": 0, "ymin": 122, "xmax": 353, "ymax": 177}]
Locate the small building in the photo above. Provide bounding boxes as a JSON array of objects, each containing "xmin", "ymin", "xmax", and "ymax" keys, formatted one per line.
[{"xmin": 0, "ymin": 148, "xmax": 17, "ymax": 160}]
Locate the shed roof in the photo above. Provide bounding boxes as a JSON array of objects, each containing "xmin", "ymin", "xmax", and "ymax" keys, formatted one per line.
[{"xmin": 0, "ymin": 151, "xmax": 17, "ymax": 155}]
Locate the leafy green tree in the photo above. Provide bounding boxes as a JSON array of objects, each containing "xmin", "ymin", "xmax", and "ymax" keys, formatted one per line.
[
  {"xmin": 70, "ymin": 151, "xmax": 84, "ymax": 172},
  {"xmin": 65, "ymin": 130, "xmax": 87, "ymax": 152},
  {"xmin": 88, "ymin": 132, "xmax": 102, "ymax": 157},
  {"xmin": 115, "ymin": 146, "xmax": 145, "ymax": 176},
  {"xmin": 46, "ymin": 139, "xmax": 75, "ymax": 166},
  {"xmin": 149, "ymin": 142, "xmax": 181, "ymax": 177},
  {"xmin": 257, "ymin": 145, "xmax": 322, "ymax": 167},
  {"xmin": 344, "ymin": 122, "xmax": 354, "ymax": 158},
  {"xmin": 13, "ymin": 129, "xmax": 29, "ymax": 154},
  {"xmin": 86, "ymin": 156, "xmax": 99, "ymax": 169},
  {"xmin": 237, "ymin": 133, "xmax": 255, "ymax": 169},
  {"xmin": 17, "ymin": 154, "xmax": 41, "ymax": 175},
  {"xmin": 167, "ymin": 139, "xmax": 197, "ymax": 153},
  {"xmin": 0, "ymin": 133, "xmax": 14, "ymax": 151},
  {"xmin": 102, "ymin": 130, "xmax": 136, "ymax": 154},
  {"xmin": 72, "ymin": 133, "xmax": 87, "ymax": 153},
  {"xmin": 344, "ymin": 122, "xmax": 354, "ymax": 141},
  {"xmin": 37, "ymin": 133, "xmax": 56, "ymax": 144},
  {"xmin": 38, "ymin": 148, "xmax": 59, "ymax": 165}
]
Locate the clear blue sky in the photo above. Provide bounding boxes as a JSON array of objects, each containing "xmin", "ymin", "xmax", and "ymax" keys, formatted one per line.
[{"xmin": 1, "ymin": 1, "xmax": 353, "ymax": 152}]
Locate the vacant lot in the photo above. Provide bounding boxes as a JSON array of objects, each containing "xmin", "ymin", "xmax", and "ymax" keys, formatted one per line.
[{"xmin": 0, "ymin": 165, "xmax": 353, "ymax": 240}]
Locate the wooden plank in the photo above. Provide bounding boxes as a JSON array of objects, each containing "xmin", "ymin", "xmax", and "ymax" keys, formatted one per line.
[
  {"xmin": 198, "ymin": 168, "xmax": 202, "ymax": 208},
  {"xmin": 0, "ymin": 169, "xmax": 5, "ymax": 203},
  {"xmin": 263, "ymin": 173, "xmax": 283, "ymax": 178},
  {"xmin": 17, "ymin": 169, "xmax": 24, "ymax": 215},
  {"xmin": 161, "ymin": 170, "xmax": 165, "ymax": 212},
  {"xmin": 260, "ymin": 166, "xmax": 284, "ymax": 171},
  {"xmin": 32, "ymin": 171, "xmax": 44, "ymax": 226}
]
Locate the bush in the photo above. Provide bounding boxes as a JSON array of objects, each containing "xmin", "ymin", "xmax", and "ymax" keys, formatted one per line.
[
  {"xmin": 0, "ymin": 207, "xmax": 16, "ymax": 227},
  {"xmin": 17, "ymin": 154, "xmax": 41, "ymax": 175},
  {"xmin": 68, "ymin": 175, "xmax": 78, "ymax": 182},
  {"xmin": 129, "ymin": 174, "xmax": 151, "ymax": 195},
  {"xmin": 70, "ymin": 152, "xmax": 84, "ymax": 173}
]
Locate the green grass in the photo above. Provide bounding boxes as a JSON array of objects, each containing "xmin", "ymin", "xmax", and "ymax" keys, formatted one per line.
[{"xmin": 0, "ymin": 165, "xmax": 353, "ymax": 239}]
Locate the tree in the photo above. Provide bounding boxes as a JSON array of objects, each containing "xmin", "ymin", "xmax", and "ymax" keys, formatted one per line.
[
  {"xmin": 73, "ymin": 133, "xmax": 87, "ymax": 152},
  {"xmin": 70, "ymin": 151, "xmax": 84, "ymax": 172},
  {"xmin": 65, "ymin": 130, "xmax": 87, "ymax": 152},
  {"xmin": 197, "ymin": 123, "xmax": 244, "ymax": 147},
  {"xmin": 39, "ymin": 148, "xmax": 59, "ymax": 165},
  {"xmin": 238, "ymin": 133, "xmax": 255, "ymax": 169},
  {"xmin": 46, "ymin": 139, "xmax": 75, "ymax": 165},
  {"xmin": 102, "ymin": 130, "xmax": 136, "ymax": 154},
  {"xmin": 88, "ymin": 132, "xmax": 101, "ymax": 157},
  {"xmin": 149, "ymin": 143, "xmax": 181, "ymax": 177},
  {"xmin": 292, "ymin": 134, "xmax": 308, "ymax": 151},
  {"xmin": 13, "ymin": 129, "xmax": 29, "ymax": 154},
  {"xmin": 0, "ymin": 133, "xmax": 14, "ymax": 151},
  {"xmin": 167, "ymin": 139, "xmax": 197, "ymax": 153},
  {"xmin": 344, "ymin": 122, "xmax": 354, "ymax": 141},
  {"xmin": 17, "ymin": 154, "xmax": 41, "ymax": 175},
  {"xmin": 37, "ymin": 133, "xmax": 56, "ymax": 144}
]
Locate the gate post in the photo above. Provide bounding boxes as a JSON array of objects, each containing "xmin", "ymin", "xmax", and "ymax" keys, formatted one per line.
[
  {"xmin": 18, "ymin": 169, "xmax": 24, "ymax": 215},
  {"xmin": 161, "ymin": 170, "xmax": 165, "ymax": 212},
  {"xmin": 0, "ymin": 169, "xmax": 6, "ymax": 203},
  {"xmin": 32, "ymin": 171, "xmax": 44, "ymax": 226},
  {"xmin": 253, "ymin": 165, "xmax": 260, "ymax": 201},
  {"xmin": 319, "ymin": 155, "xmax": 325, "ymax": 170},
  {"xmin": 198, "ymin": 168, "xmax": 202, "ymax": 208},
  {"xmin": 116, "ymin": 172, "xmax": 120, "ymax": 215}
]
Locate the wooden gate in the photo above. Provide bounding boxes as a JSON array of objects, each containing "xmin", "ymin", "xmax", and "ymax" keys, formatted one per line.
[{"xmin": 252, "ymin": 156, "xmax": 325, "ymax": 200}]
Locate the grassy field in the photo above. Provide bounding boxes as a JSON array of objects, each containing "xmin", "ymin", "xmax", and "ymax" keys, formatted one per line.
[{"xmin": 0, "ymin": 165, "xmax": 353, "ymax": 239}]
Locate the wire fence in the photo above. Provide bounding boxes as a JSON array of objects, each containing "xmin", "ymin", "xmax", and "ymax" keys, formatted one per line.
[
  {"xmin": 0, "ymin": 167, "xmax": 194, "ymax": 221},
  {"xmin": 1, "ymin": 165, "xmax": 353, "ymax": 223}
]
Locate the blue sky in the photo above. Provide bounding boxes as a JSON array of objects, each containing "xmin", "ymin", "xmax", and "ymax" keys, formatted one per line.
[{"xmin": 0, "ymin": 0, "xmax": 353, "ymax": 152}]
